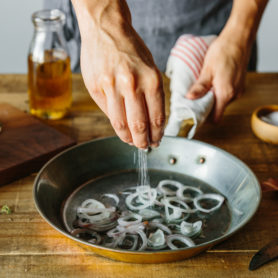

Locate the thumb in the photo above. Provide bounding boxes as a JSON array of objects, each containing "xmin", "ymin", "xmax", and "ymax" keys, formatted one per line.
[{"xmin": 186, "ymin": 69, "xmax": 212, "ymax": 100}]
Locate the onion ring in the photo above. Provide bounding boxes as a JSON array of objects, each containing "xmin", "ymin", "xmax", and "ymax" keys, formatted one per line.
[
  {"xmin": 138, "ymin": 209, "xmax": 161, "ymax": 220},
  {"xmin": 164, "ymin": 204, "xmax": 182, "ymax": 222},
  {"xmin": 105, "ymin": 235, "xmax": 125, "ymax": 248},
  {"xmin": 157, "ymin": 180, "xmax": 185, "ymax": 196},
  {"xmin": 107, "ymin": 227, "xmax": 123, "ymax": 238},
  {"xmin": 180, "ymin": 220, "xmax": 202, "ymax": 238},
  {"xmin": 118, "ymin": 234, "xmax": 139, "ymax": 250},
  {"xmin": 137, "ymin": 229, "xmax": 148, "ymax": 251},
  {"xmin": 166, "ymin": 234, "xmax": 195, "ymax": 250},
  {"xmin": 102, "ymin": 194, "xmax": 120, "ymax": 206},
  {"xmin": 125, "ymin": 191, "xmax": 156, "ymax": 211},
  {"xmin": 147, "ymin": 229, "xmax": 166, "ymax": 247},
  {"xmin": 148, "ymin": 221, "xmax": 172, "ymax": 235},
  {"xmin": 162, "ymin": 197, "xmax": 196, "ymax": 213},
  {"xmin": 77, "ymin": 217, "xmax": 118, "ymax": 232},
  {"xmin": 193, "ymin": 193, "xmax": 225, "ymax": 213},
  {"xmin": 137, "ymin": 186, "xmax": 157, "ymax": 205},
  {"xmin": 77, "ymin": 207, "xmax": 115, "ymax": 214},
  {"xmin": 120, "ymin": 187, "xmax": 137, "ymax": 195},
  {"xmin": 177, "ymin": 186, "xmax": 203, "ymax": 201},
  {"xmin": 77, "ymin": 199, "xmax": 111, "ymax": 222},
  {"xmin": 70, "ymin": 228, "xmax": 101, "ymax": 244},
  {"xmin": 118, "ymin": 213, "xmax": 142, "ymax": 226}
]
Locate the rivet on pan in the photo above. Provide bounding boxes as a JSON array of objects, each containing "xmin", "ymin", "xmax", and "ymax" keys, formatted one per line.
[
  {"xmin": 169, "ymin": 157, "xmax": 177, "ymax": 165},
  {"xmin": 198, "ymin": 156, "xmax": 206, "ymax": 164}
]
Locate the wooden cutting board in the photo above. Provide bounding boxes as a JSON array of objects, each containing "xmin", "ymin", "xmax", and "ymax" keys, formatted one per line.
[{"xmin": 0, "ymin": 103, "xmax": 76, "ymax": 185}]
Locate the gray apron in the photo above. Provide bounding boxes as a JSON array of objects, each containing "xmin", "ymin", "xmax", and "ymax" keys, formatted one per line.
[{"xmin": 44, "ymin": 0, "xmax": 251, "ymax": 72}]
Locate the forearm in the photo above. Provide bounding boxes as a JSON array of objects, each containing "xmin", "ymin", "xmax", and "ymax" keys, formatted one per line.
[
  {"xmin": 220, "ymin": 0, "xmax": 268, "ymax": 49},
  {"xmin": 71, "ymin": 0, "xmax": 131, "ymax": 37}
]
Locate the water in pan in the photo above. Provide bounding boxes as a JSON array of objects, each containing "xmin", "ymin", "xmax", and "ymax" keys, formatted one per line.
[{"xmin": 62, "ymin": 169, "xmax": 231, "ymax": 246}]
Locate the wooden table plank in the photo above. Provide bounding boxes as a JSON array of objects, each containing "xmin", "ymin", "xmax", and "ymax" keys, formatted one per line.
[
  {"xmin": 0, "ymin": 73, "xmax": 278, "ymax": 277},
  {"xmin": 1, "ymin": 253, "xmax": 278, "ymax": 278}
]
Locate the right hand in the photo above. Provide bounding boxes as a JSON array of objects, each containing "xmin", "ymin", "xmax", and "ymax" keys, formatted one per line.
[
  {"xmin": 73, "ymin": 0, "xmax": 165, "ymax": 149},
  {"xmin": 186, "ymin": 35, "xmax": 248, "ymax": 123}
]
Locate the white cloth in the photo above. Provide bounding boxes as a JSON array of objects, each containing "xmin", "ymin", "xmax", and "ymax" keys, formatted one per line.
[{"xmin": 164, "ymin": 35, "xmax": 217, "ymax": 139}]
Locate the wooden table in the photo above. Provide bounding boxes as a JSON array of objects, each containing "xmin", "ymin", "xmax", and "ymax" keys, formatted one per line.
[{"xmin": 0, "ymin": 73, "xmax": 278, "ymax": 277}]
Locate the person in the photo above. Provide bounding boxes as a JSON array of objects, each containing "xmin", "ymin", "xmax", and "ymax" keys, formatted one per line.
[{"xmin": 45, "ymin": 0, "xmax": 268, "ymax": 149}]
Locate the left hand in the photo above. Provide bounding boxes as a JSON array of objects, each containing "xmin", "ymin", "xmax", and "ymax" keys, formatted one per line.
[{"xmin": 186, "ymin": 35, "xmax": 251, "ymax": 122}]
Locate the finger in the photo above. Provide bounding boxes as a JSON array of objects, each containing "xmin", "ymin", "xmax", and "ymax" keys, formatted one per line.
[
  {"xmin": 143, "ymin": 70, "xmax": 165, "ymax": 144},
  {"xmin": 89, "ymin": 89, "xmax": 108, "ymax": 116},
  {"xmin": 186, "ymin": 70, "xmax": 212, "ymax": 100},
  {"xmin": 124, "ymin": 91, "xmax": 149, "ymax": 149},
  {"xmin": 103, "ymin": 82, "xmax": 132, "ymax": 144},
  {"xmin": 213, "ymin": 96, "xmax": 227, "ymax": 123},
  {"xmin": 235, "ymin": 74, "xmax": 246, "ymax": 99},
  {"xmin": 213, "ymin": 75, "xmax": 235, "ymax": 123},
  {"xmin": 144, "ymin": 84, "xmax": 165, "ymax": 145},
  {"xmin": 83, "ymin": 74, "xmax": 108, "ymax": 115}
]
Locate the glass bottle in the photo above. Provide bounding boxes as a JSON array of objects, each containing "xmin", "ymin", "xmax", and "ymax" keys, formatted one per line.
[{"xmin": 28, "ymin": 9, "xmax": 72, "ymax": 120}]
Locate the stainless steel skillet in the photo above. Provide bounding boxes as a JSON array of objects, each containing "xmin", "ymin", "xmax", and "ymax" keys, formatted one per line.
[{"xmin": 33, "ymin": 136, "xmax": 261, "ymax": 263}]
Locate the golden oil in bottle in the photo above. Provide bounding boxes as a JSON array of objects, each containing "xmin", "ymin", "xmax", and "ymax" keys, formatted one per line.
[
  {"xmin": 28, "ymin": 50, "xmax": 72, "ymax": 119},
  {"xmin": 28, "ymin": 9, "xmax": 72, "ymax": 120}
]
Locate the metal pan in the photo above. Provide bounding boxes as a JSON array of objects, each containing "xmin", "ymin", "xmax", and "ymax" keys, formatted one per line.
[{"xmin": 33, "ymin": 136, "xmax": 261, "ymax": 263}]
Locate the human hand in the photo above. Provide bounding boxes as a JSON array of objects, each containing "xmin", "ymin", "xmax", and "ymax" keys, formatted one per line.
[
  {"xmin": 73, "ymin": 0, "xmax": 165, "ymax": 149},
  {"xmin": 186, "ymin": 35, "xmax": 250, "ymax": 122}
]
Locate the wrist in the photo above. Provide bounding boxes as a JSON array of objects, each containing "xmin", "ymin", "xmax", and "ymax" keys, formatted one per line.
[
  {"xmin": 71, "ymin": 0, "xmax": 131, "ymax": 35},
  {"xmin": 219, "ymin": 0, "xmax": 268, "ymax": 51},
  {"xmin": 219, "ymin": 23, "xmax": 253, "ymax": 54}
]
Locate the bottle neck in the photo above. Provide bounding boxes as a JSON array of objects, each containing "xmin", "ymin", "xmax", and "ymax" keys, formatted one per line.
[
  {"xmin": 34, "ymin": 24, "xmax": 64, "ymax": 33},
  {"xmin": 30, "ymin": 9, "xmax": 69, "ymax": 63},
  {"xmin": 32, "ymin": 9, "xmax": 66, "ymax": 33}
]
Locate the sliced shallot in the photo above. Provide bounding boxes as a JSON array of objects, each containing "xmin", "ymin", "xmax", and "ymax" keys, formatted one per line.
[
  {"xmin": 177, "ymin": 186, "xmax": 203, "ymax": 201},
  {"xmin": 77, "ymin": 207, "xmax": 116, "ymax": 214},
  {"xmin": 70, "ymin": 228, "xmax": 101, "ymax": 244},
  {"xmin": 137, "ymin": 229, "xmax": 148, "ymax": 251},
  {"xmin": 166, "ymin": 234, "xmax": 195, "ymax": 250},
  {"xmin": 180, "ymin": 220, "xmax": 202, "ymax": 237},
  {"xmin": 194, "ymin": 193, "xmax": 225, "ymax": 213},
  {"xmin": 73, "ymin": 178, "xmax": 226, "ymax": 251},
  {"xmin": 148, "ymin": 229, "xmax": 166, "ymax": 247},
  {"xmin": 118, "ymin": 213, "xmax": 142, "ymax": 226},
  {"xmin": 77, "ymin": 199, "xmax": 111, "ymax": 222},
  {"xmin": 138, "ymin": 209, "xmax": 161, "ymax": 220},
  {"xmin": 157, "ymin": 180, "xmax": 185, "ymax": 196},
  {"xmin": 148, "ymin": 221, "xmax": 172, "ymax": 235},
  {"xmin": 162, "ymin": 197, "xmax": 196, "ymax": 213},
  {"xmin": 125, "ymin": 188, "xmax": 156, "ymax": 211},
  {"xmin": 102, "ymin": 194, "xmax": 120, "ymax": 206},
  {"xmin": 164, "ymin": 204, "xmax": 183, "ymax": 222},
  {"xmin": 118, "ymin": 234, "xmax": 139, "ymax": 250}
]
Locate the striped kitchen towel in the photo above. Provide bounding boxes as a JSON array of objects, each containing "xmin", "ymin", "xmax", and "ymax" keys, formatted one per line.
[{"xmin": 164, "ymin": 34, "xmax": 216, "ymax": 138}]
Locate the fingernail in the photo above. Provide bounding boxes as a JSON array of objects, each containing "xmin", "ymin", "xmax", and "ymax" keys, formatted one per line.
[
  {"xmin": 188, "ymin": 93, "xmax": 202, "ymax": 100},
  {"xmin": 150, "ymin": 143, "xmax": 159, "ymax": 148},
  {"xmin": 150, "ymin": 141, "xmax": 160, "ymax": 148},
  {"xmin": 128, "ymin": 142, "xmax": 134, "ymax": 146},
  {"xmin": 185, "ymin": 93, "xmax": 194, "ymax": 99}
]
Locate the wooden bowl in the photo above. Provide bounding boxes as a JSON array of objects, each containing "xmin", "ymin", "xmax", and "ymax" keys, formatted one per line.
[{"xmin": 251, "ymin": 105, "xmax": 278, "ymax": 144}]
